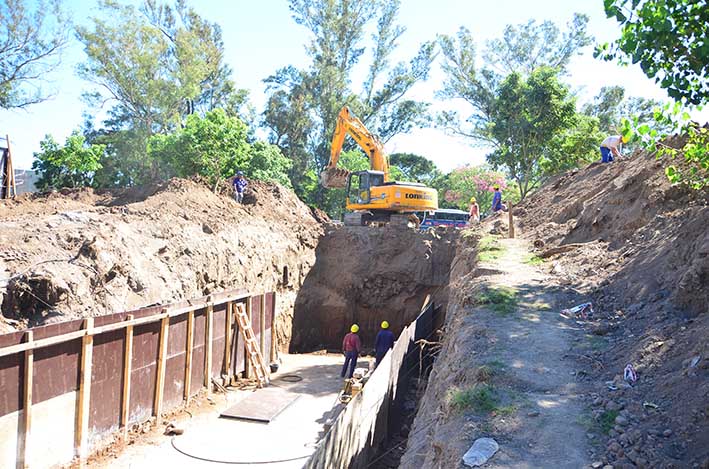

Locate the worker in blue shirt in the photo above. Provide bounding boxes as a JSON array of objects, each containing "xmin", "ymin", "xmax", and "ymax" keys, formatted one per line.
[
  {"xmin": 374, "ymin": 321, "xmax": 395, "ymax": 368},
  {"xmin": 491, "ymin": 185, "xmax": 503, "ymax": 212},
  {"xmin": 233, "ymin": 171, "xmax": 248, "ymax": 203}
]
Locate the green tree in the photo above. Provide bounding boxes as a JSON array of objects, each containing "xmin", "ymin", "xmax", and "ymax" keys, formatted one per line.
[
  {"xmin": 438, "ymin": 18, "xmax": 592, "ymax": 199},
  {"xmin": 598, "ymin": 0, "xmax": 708, "ymax": 105},
  {"xmin": 76, "ymin": 0, "xmax": 248, "ymax": 186},
  {"xmin": 32, "ymin": 132, "xmax": 104, "ymax": 189},
  {"xmin": 487, "ymin": 68, "xmax": 578, "ymax": 198},
  {"xmin": 388, "ymin": 153, "xmax": 441, "ymax": 184},
  {"xmin": 483, "ymin": 13, "xmax": 592, "ymax": 75},
  {"xmin": 264, "ymin": 0, "xmax": 435, "ymax": 213},
  {"xmin": 148, "ymin": 109, "xmax": 291, "ymax": 192},
  {"xmin": 0, "ymin": 0, "xmax": 70, "ymax": 109}
]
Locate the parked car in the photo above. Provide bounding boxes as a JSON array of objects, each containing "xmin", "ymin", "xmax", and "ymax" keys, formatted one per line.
[{"xmin": 420, "ymin": 208, "xmax": 469, "ymax": 230}]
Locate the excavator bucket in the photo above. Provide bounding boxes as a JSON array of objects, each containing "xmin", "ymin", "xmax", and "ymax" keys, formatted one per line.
[{"xmin": 320, "ymin": 167, "xmax": 351, "ymax": 188}]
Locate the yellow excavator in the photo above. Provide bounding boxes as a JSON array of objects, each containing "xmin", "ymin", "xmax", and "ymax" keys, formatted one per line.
[{"xmin": 320, "ymin": 106, "xmax": 438, "ymax": 226}]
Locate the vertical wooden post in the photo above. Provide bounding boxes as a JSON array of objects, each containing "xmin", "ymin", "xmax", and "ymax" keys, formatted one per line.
[
  {"xmin": 120, "ymin": 315, "xmax": 134, "ymax": 439},
  {"xmin": 270, "ymin": 292, "xmax": 277, "ymax": 363},
  {"xmin": 184, "ymin": 310, "xmax": 194, "ymax": 401},
  {"xmin": 260, "ymin": 294, "xmax": 266, "ymax": 359},
  {"xmin": 75, "ymin": 318, "xmax": 94, "ymax": 462},
  {"xmin": 508, "ymin": 203, "xmax": 515, "ymax": 239},
  {"xmin": 18, "ymin": 331, "xmax": 33, "ymax": 469},
  {"xmin": 204, "ymin": 302, "xmax": 213, "ymax": 392},
  {"xmin": 224, "ymin": 302, "xmax": 232, "ymax": 378},
  {"xmin": 153, "ymin": 311, "xmax": 169, "ymax": 418},
  {"xmin": 244, "ymin": 296, "xmax": 253, "ymax": 378}
]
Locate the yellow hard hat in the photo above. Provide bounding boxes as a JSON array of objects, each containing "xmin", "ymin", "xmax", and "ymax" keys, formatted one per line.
[
  {"xmin": 351, "ymin": 324, "xmax": 359, "ymax": 333},
  {"xmin": 493, "ymin": 185, "xmax": 500, "ymax": 190},
  {"xmin": 621, "ymin": 135, "xmax": 629, "ymax": 143},
  {"xmin": 470, "ymin": 197, "xmax": 476, "ymax": 203},
  {"xmin": 381, "ymin": 321, "xmax": 389, "ymax": 329}
]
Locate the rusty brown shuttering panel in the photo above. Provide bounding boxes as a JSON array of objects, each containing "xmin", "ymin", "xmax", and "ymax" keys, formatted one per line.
[
  {"xmin": 265, "ymin": 293, "xmax": 274, "ymax": 362},
  {"xmin": 163, "ymin": 315, "xmax": 187, "ymax": 410},
  {"xmin": 251, "ymin": 296, "xmax": 261, "ymax": 356},
  {"xmin": 0, "ymin": 331, "xmax": 24, "ymax": 416},
  {"xmin": 33, "ymin": 318, "xmax": 83, "ymax": 405},
  {"xmin": 0, "ymin": 290, "xmax": 275, "ymax": 466},
  {"xmin": 232, "ymin": 300, "xmax": 246, "ymax": 376},
  {"xmin": 189, "ymin": 309, "xmax": 206, "ymax": 397},
  {"xmin": 211, "ymin": 303, "xmax": 227, "ymax": 379},
  {"xmin": 129, "ymin": 321, "xmax": 160, "ymax": 423}
]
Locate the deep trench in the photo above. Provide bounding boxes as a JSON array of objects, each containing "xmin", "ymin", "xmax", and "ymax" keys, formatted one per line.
[{"xmin": 287, "ymin": 225, "xmax": 458, "ymax": 468}]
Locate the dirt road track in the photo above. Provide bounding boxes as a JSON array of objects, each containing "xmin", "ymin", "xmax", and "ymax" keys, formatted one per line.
[{"xmin": 401, "ymin": 237, "xmax": 596, "ymax": 468}]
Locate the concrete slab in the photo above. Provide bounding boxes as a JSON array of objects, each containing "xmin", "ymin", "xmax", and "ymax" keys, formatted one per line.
[
  {"xmin": 93, "ymin": 353, "xmax": 372, "ymax": 468},
  {"xmin": 220, "ymin": 387, "xmax": 300, "ymax": 422}
]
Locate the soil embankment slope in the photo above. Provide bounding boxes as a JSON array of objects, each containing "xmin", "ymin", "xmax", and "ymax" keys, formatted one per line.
[{"xmin": 0, "ymin": 179, "xmax": 325, "ymax": 349}]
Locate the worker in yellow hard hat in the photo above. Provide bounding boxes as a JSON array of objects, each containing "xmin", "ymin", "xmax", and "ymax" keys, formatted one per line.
[
  {"xmin": 341, "ymin": 324, "xmax": 361, "ymax": 378},
  {"xmin": 374, "ymin": 320, "xmax": 395, "ymax": 368},
  {"xmin": 468, "ymin": 196, "xmax": 480, "ymax": 224},
  {"xmin": 600, "ymin": 134, "xmax": 627, "ymax": 163}
]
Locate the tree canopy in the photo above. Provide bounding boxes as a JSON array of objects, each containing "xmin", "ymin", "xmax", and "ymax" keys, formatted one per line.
[
  {"xmin": 32, "ymin": 132, "xmax": 104, "ymax": 189},
  {"xmin": 598, "ymin": 0, "xmax": 708, "ymax": 105},
  {"xmin": 264, "ymin": 0, "xmax": 435, "ymax": 213},
  {"xmin": 0, "ymin": 0, "xmax": 70, "ymax": 109}
]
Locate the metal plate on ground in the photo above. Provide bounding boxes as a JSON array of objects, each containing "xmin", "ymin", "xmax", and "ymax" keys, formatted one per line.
[{"xmin": 220, "ymin": 387, "xmax": 301, "ymax": 423}]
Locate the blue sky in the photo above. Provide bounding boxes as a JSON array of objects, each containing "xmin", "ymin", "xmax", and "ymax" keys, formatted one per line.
[{"xmin": 1, "ymin": 0, "xmax": 704, "ymax": 172}]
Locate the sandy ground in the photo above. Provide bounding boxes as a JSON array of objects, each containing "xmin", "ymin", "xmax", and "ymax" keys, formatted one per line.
[{"xmin": 93, "ymin": 353, "xmax": 369, "ymax": 468}]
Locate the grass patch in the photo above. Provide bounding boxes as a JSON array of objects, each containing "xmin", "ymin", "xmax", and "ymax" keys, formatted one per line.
[
  {"xmin": 477, "ymin": 235, "xmax": 505, "ymax": 262},
  {"xmin": 448, "ymin": 384, "xmax": 499, "ymax": 414},
  {"xmin": 479, "ymin": 286, "xmax": 519, "ymax": 315},
  {"xmin": 486, "ymin": 360, "xmax": 507, "ymax": 371},
  {"xmin": 522, "ymin": 252, "xmax": 545, "ymax": 265},
  {"xmin": 475, "ymin": 365, "xmax": 494, "ymax": 382},
  {"xmin": 525, "ymin": 300, "xmax": 552, "ymax": 311},
  {"xmin": 496, "ymin": 404, "xmax": 518, "ymax": 416},
  {"xmin": 585, "ymin": 334, "xmax": 608, "ymax": 351},
  {"xmin": 576, "ymin": 412, "xmax": 596, "ymax": 432},
  {"xmin": 598, "ymin": 410, "xmax": 619, "ymax": 434}
]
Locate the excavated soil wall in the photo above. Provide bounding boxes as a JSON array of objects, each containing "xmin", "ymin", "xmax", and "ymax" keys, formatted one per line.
[
  {"xmin": 290, "ymin": 226, "xmax": 458, "ymax": 352},
  {"xmin": 0, "ymin": 179, "xmax": 325, "ymax": 350}
]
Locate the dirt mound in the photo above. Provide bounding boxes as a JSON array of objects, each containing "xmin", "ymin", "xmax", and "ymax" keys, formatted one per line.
[
  {"xmin": 0, "ymin": 178, "xmax": 327, "ymax": 350},
  {"xmin": 290, "ymin": 226, "xmax": 458, "ymax": 351},
  {"xmin": 516, "ymin": 151, "xmax": 709, "ymax": 467}
]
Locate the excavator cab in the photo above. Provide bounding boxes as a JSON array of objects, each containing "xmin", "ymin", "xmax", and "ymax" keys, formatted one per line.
[{"xmin": 347, "ymin": 170, "xmax": 384, "ymax": 204}]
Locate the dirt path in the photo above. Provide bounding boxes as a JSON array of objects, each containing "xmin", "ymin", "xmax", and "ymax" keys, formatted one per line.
[{"xmin": 469, "ymin": 237, "xmax": 591, "ymax": 468}]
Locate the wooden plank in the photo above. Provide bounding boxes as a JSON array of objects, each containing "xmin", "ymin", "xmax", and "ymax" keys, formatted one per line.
[
  {"xmin": 18, "ymin": 331, "xmax": 33, "ymax": 469},
  {"xmin": 184, "ymin": 310, "xmax": 194, "ymax": 401},
  {"xmin": 204, "ymin": 303, "xmax": 213, "ymax": 392},
  {"xmin": 120, "ymin": 315, "xmax": 134, "ymax": 439},
  {"xmin": 75, "ymin": 318, "xmax": 94, "ymax": 461},
  {"xmin": 270, "ymin": 292, "xmax": 277, "ymax": 363},
  {"xmin": 260, "ymin": 294, "xmax": 266, "ymax": 359},
  {"xmin": 224, "ymin": 302, "xmax": 232, "ymax": 377},
  {"xmin": 244, "ymin": 297, "xmax": 253, "ymax": 379},
  {"xmin": 153, "ymin": 311, "xmax": 169, "ymax": 418}
]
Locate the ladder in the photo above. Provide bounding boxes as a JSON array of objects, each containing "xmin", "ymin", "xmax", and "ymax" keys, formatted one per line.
[{"xmin": 235, "ymin": 303, "xmax": 269, "ymax": 387}]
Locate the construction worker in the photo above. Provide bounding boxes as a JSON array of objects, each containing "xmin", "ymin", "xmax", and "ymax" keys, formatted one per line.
[
  {"xmin": 468, "ymin": 197, "xmax": 480, "ymax": 224},
  {"xmin": 233, "ymin": 171, "xmax": 248, "ymax": 203},
  {"xmin": 341, "ymin": 324, "xmax": 361, "ymax": 378},
  {"xmin": 600, "ymin": 135, "xmax": 628, "ymax": 163},
  {"xmin": 491, "ymin": 185, "xmax": 503, "ymax": 212},
  {"xmin": 374, "ymin": 321, "xmax": 395, "ymax": 367}
]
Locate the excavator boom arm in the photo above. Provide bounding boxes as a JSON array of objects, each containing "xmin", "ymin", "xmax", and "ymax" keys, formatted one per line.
[{"xmin": 320, "ymin": 107, "xmax": 389, "ymax": 188}]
